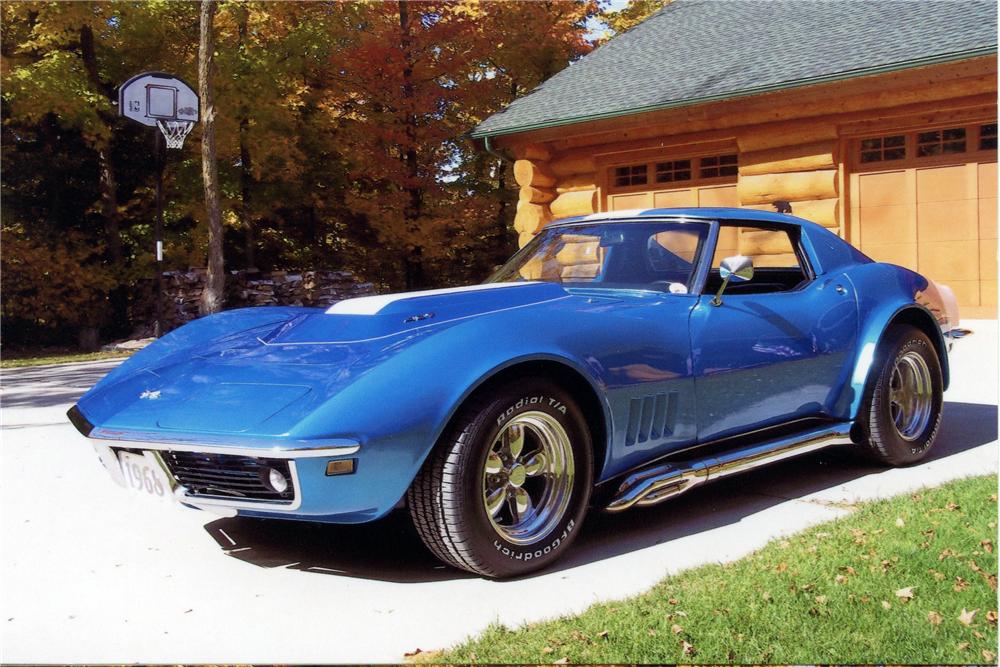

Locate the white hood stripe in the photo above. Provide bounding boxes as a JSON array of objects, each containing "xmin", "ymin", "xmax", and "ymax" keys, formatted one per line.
[{"xmin": 325, "ymin": 282, "xmax": 537, "ymax": 316}]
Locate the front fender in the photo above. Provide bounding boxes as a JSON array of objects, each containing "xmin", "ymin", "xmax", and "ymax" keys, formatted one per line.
[
  {"xmin": 287, "ymin": 312, "xmax": 612, "ymax": 518},
  {"xmin": 843, "ymin": 264, "xmax": 950, "ymax": 420}
]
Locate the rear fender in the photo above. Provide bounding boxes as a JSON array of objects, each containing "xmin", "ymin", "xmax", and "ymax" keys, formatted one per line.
[{"xmin": 845, "ymin": 273, "xmax": 950, "ymax": 421}]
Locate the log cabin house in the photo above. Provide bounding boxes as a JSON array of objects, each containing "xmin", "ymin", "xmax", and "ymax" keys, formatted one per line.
[{"xmin": 474, "ymin": 0, "xmax": 998, "ymax": 317}]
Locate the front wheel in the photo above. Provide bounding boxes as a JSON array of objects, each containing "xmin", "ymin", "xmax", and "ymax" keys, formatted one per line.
[
  {"xmin": 862, "ymin": 326, "xmax": 944, "ymax": 465},
  {"xmin": 408, "ymin": 379, "xmax": 593, "ymax": 577}
]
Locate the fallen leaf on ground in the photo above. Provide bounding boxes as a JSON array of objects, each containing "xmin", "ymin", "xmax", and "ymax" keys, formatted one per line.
[
  {"xmin": 981, "ymin": 539, "xmax": 994, "ymax": 553},
  {"xmin": 957, "ymin": 642, "xmax": 971, "ymax": 651},
  {"xmin": 974, "ymin": 630, "xmax": 985, "ymax": 639},
  {"xmin": 882, "ymin": 600, "xmax": 892, "ymax": 609},
  {"xmin": 983, "ymin": 650, "xmax": 996, "ymax": 663},
  {"xmin": 927, "ymin": 611, "xmax": 943, "ymax": 626},
  {"xmin": 668, "ymin": 598, "xmax": 679, "ymax": 605},
  {"xmin": 895, "ymin": 586, "xmax": 915, "ymax": 601},
  {"xmin": 553, "ymin": 657, "xmax": 569, "ymax": 665},
  {"xmin": 596, "ymin": 630, "xmax": 609, "ymax": 640},
  {"xmin": 895, "ymin": 517, "xmax": 905, "ymax": 527},
  {"xmin": 958, "ymin": 608, "xmax": 977, "ymax": 626},
  {"xmin": 647, "ymin": 629, "xmax": 656, "ymax": 636},
  {"xmin": 762, "ymin": 591, "xmax": 773, "ymax": 601},
  {"xmin": 681, "ymin": 640, "xmax": 697, "ymax": 656},
  {"xmin": 986, "ymin": 610, "xmax": 998, "ymax": 625},
  {"xmin": 541, "ymin": 647, "xmax": 554, "ymax": 654},
  {"xmin": 671, "ymin": 624, "xmax": 683, "ymax": 635},
  {"xmin": 835, "ymin": 574, "xmax": 848, "ymax": 584},
  {"xmin": 954, "ymin": 576, "xmax": 969, "ymax": 591},
  {"xmin": 815, "ymin": 595, "xmax": 827, "ymax": 604}
]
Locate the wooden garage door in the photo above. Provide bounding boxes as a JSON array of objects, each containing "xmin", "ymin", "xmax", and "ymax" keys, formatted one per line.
[
  {"xmin": 851, "ymin": 123, "xmax": 997, "ymax": 318},
  {"xmin": 608, "ymin": 181, "xmax": 738, "ymax": 211}
]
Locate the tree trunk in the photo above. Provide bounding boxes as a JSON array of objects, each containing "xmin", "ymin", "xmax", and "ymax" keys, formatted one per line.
[
  {"xmin": 239, "ymin": 117, "xmax": 255, "ymax": 270},
  {"xmin": 398, "ymin": 0, "xmax": 424, "ymax": 291},
  {"xmin": 198, "ymin": 0, "xmax": 224, "ymax": 315},
  {"xmin": 236, "ymin": 10, "xmax": 256, "ymax": 270},
  {"xmin": 80, "ymin": 24, "xmax": 126, "ymax": 335}
]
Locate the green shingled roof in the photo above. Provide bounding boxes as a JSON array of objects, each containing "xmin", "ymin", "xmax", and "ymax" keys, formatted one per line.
[{"xmin": 473, "ymin": 0, "xmax": 997, "ymax": 138}]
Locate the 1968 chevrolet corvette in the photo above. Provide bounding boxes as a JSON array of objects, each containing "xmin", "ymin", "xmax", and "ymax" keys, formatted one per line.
[{"xmin": 70, "ymin": 208, "xmax": 962, "ymax": 577}]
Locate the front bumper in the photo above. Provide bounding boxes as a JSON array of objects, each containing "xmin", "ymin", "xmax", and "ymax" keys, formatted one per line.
[{"xmin": 67, "ymin": 405, "xmax": 380, "ymax": 520}]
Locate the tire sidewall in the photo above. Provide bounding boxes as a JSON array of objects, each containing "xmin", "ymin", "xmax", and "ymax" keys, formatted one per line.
[
  {"xmin": 869, "ymin": 328, "xmax": 943, "ymax": 465},
  {"xmin": 456, "ymin": 380, "xmax": 593, "ymax": 576}
]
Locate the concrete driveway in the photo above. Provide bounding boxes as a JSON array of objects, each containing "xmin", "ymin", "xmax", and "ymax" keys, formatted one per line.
[{"xmin": 2, "ymin": 322, "xmax": 997, "ymax": 663}]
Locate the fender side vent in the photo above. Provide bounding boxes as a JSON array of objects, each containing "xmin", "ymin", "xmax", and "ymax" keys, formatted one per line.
[{"xmin": 624, "ymin": 392, "xmax": 678, "ymax": 446}]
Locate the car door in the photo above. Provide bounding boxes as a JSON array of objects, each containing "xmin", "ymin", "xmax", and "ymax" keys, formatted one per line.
[{"xmin": 688, "ymin": 223, "xmax": 859, "ymax": 442}]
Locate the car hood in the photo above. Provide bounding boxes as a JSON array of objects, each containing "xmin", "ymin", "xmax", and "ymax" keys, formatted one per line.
[{"xmin": 77, "ymin": 282, "xmax": 572, "ymax": 436}]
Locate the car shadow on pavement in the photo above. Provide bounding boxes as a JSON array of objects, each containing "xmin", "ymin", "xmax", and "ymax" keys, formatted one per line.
[{"xmin": 203, "ymin": 401, "xmax": 996, "ymax": 583}]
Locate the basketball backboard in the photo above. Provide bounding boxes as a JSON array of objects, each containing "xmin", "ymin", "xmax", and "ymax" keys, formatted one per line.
[{"xmin": 119, "ymin": 72, "xmax": 199, "ymax": 127}]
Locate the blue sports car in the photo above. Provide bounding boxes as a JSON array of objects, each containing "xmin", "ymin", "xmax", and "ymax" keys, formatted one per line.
[{"xmin": 70, "ymin": 208, "xmax": 962, "ymax": 577}]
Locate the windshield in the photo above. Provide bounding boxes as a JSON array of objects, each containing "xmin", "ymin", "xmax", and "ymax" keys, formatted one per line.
[{"xmin": 488, "ymin": 221, "xmax": 710, "ymax": 293}]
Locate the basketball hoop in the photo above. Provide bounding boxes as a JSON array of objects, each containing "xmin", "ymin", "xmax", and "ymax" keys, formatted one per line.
[
  {"xmin": 117, "ymin": 71, "xmax": 201, "ymax": 338},
  {"xmin": 119, "ymin": 71, "xmax": 199, "ymax": 150},
  {"xmin": 156, "ymin": 119, "xmax": 195, "ymax": 149}
]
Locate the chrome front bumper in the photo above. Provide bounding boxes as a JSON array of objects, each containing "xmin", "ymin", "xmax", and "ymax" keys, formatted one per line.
[{"xmin": 69, "ymin": 405, "xmax": 360, "ymax": 516}]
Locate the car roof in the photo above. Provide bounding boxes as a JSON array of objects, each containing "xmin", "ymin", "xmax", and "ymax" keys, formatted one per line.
[{"xmin": 551, "ymin": 207, "xmax": 809, "ymax": 228}]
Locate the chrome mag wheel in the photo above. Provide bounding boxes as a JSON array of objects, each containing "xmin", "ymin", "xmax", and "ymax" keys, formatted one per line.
[
  {"xmin": 481, "ymin": 411, "xmax": 575, "ymax": 545},
  {"xmin": 889, "ymin": 350, "xmax": 934, "ymax": 441}
]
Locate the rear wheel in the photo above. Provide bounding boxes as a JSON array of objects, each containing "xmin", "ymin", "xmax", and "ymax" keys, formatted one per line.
[
  {"xmin": 862, "ymin": 326, "xmax": 943, "ymax": 465},
  {"xmin": 407, "ymin": 378, "xmax": 592, "ymax": 577}
]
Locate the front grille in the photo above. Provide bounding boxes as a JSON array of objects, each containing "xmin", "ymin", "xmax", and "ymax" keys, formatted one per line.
[{"xmin": 161, "ymin": 451, "xmax": 295, "ymax": 503}]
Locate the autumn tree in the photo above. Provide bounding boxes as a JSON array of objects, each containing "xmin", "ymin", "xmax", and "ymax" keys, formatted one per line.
[
  {"xmin": 325, "ymin": 0, "xmax": 600, "ymax": 290},
  {"xmin": 2, "ymin": 1, "xmax": 601, "ymax": 344},
  {"xmin": 601, "ymin": 0, "xmax": 672, "ymax": 36}
]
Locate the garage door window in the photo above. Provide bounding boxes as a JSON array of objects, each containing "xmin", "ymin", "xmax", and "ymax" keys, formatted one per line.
[
  {"xmin": 980, "ymin": 123, "xmax": 997, "ymax": 150},
  {"xmin": 699, "ymin": 154, "xmax": 737, "ymax": 178},
  {"xmin": 609, "ymin": 152, "xmax": 738, "ymax": 193},
  {"xmin": 917, "ymin": 127, "xmax": 966, "ymax": 157},
  {"xmin": 655, "ymin": 159, "xmax": 692, "ymax": 183},
  {"xmin": 613, "ymin": 164, "xmax": 648, "ymax": 187},
  {"xmin": 860, "ymin": 135, "xmax": 906, "ymax": 163}
]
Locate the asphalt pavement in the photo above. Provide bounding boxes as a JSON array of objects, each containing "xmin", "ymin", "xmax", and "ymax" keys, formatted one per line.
[{"xmin": 2, "ymin": 322, "xmax": 997, "ymax": 663}]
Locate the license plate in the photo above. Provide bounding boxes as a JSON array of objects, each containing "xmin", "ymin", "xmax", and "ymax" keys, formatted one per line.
[{"xmin": 118, "ymin": 451, "xmax": 175, "ymax": 501}]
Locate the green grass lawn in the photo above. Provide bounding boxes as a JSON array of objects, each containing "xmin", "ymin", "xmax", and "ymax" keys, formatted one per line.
[
  {"xmin": 0, "ymin": 349, "xmax": 134, "ymax": 368},
  {"xmin": 427, "ymin": 475, "xmax": 998, "ymax": 664}
]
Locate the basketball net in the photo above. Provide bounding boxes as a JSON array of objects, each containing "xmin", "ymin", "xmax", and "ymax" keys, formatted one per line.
[{"xmin": 156, "ymin": 119, "xmax": 194, "ymax": 149}]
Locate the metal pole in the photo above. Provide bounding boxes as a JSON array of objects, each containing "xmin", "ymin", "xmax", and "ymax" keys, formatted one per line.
[{"xmin": 155, "ymin": 130, "xmax": 165, "ymax": 338}]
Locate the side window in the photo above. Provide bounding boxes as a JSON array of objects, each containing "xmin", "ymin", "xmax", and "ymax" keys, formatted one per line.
[{"xmin": 708, "ymin": 224, "xmax": 810, "ymax": 294}]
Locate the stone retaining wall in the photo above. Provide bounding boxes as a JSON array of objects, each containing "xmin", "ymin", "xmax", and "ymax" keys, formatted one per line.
[{"xmin": 129, "ymin": 268, "xmax": 375, "ymax": 335}]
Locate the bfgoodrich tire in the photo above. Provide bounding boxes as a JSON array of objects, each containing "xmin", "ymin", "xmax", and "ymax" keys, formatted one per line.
[
  {"xmin": 862, "ymin": 325, "xmax": 943, "ymax": 466},
  {"xmin": 407, "ymin": 378, "xmax": 593, "ymax": 578}
]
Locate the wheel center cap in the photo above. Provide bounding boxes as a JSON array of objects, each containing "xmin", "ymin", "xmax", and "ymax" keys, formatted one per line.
[{"xmin": 508, "ymin": 464, "xmax": 527, "ymax": 488}]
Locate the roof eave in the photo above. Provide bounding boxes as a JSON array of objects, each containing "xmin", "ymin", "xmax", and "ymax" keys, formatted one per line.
[{"xmin": 471, "ymin": 46, "xmax": 998, "ymax": 140}]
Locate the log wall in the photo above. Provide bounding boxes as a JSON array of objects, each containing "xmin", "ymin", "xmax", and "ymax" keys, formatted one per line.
[{"xmin": 501, "ymin": 57, "xmax": 996, "ymax": 250}]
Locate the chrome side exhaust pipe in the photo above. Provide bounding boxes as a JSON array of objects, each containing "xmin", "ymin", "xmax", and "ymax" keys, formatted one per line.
[{"xmin": 606, "ymin": 423, "xmax": 854, "ymax": 512}]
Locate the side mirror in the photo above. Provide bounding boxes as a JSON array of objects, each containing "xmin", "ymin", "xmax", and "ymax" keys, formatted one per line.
[{"xmin": 711, "ymin": 255, "xmax": 754, "ymax": 307}]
